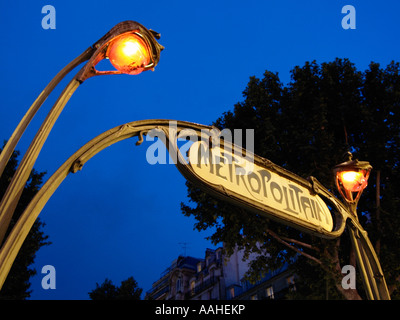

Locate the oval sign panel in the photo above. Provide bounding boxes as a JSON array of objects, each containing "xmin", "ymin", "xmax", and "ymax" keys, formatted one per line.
[{"xmin": 187, "ymin": 141, "xmax": 333, "ymax": 235}]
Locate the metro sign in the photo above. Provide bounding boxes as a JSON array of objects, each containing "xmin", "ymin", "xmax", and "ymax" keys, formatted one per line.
[{"xmin": 186, "ymin": 140, "xmax": 334, "ymax": 236}]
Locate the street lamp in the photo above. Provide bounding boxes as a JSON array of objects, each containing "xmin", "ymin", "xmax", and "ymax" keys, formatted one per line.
[
  {"xmin": 0, "ymin": 21, "xmax": 163, "ymax": 244},
  {"xmin": 332, "ymin": 152, "xmax": 390, "ymax": 300},
  {"xmin": 76, "ymin": 21, "xmax": 164, "ymax": 82},
  {"xmin": 333, "ymin": 152, "xmax": 372, "ymax": 212}
]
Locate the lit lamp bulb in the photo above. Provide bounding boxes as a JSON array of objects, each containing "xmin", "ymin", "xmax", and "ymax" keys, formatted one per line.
[
  {"xmin": 333, "ymin": 153, "xmax": 372, "ymax": 204},
  {"xmin": 339, "ymin": 171, "xmax": 368, "ymax": 192},
  {"xmin": 106, "ymin": 34, "xmax": 151, "ymax": 75}
]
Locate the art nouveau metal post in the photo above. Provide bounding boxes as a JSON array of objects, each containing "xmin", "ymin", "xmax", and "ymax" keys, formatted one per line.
[{"xmin": 333, "ymin": 152, "xmax": 390, "ymax": 300}]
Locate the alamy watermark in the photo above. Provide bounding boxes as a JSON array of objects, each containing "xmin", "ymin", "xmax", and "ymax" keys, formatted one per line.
[
  {"xmin": 41, "ymin": 5, "xmax": 356, "ymax": 31},
  {"xmin": 41, "ymin": 265, "xmax": 56, "ymax": 290},
  {"xmin": 144, "ymin": 121, "xmax": 255, "ymax": 172},
  {"xmin": 41, "ymin": 5, "xmax": 56, "ymax": 30},
  {"xmin": 342, "ymin": 5, "xmax": 356, "ymax": 30},
  {"xmin": 341, "ymin": 264, "xmax": 356, "ymax": 290},
  {"xmin": 38, "ymin": 263, "xmax": 355, "ymax": 292}
]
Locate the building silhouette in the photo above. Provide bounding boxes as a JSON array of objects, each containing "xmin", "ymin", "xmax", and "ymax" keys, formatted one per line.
[{"xmin": 145, "ymin": 245, "xmax": 296, "ymax": 300}]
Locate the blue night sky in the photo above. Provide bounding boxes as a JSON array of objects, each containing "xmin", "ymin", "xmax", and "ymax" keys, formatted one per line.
[{"xmin": 0, "ymin": 1, "xmax": 399, "ymax": 299}]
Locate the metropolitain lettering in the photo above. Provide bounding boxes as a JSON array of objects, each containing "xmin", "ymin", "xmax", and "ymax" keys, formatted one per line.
[{"xmin": 189, "ymin": 141, "xmax": 333, "ymax": 231}]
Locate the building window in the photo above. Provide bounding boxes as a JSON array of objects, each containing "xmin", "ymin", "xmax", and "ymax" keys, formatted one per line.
[
  {"xmin": 251, "ymin": 294, "xmax": 258, "ymax": 300},
  {"xmin": 190, "ymin": 280, "xmax": 195, "ymax": 295},
  {"xmin": 197, "ymin": 262, "xmax": 202, "ymax": 272},
  {"xmin": 266, "ymin": 286, "xmax": 274, "ymax": 299},
  {"xmin": 176, "ymin": 278, "xmax": 181, "ymax": 292},
  {"xmin": 230, "ymin": 287, "xmax": 235, "ymax": 299},
  {"xmin": 286, "ymin": 275, "xmax": 296, "ymax": 291},
  {"xmin": 286, "ymin": 275, "xmax": 295, "ymax": 285}
]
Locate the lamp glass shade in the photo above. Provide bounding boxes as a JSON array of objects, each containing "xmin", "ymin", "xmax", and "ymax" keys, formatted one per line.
[
  {"xmin": 338, "ymin": 170, "xmax": 368, "ymax": 192},
  {"xmin": 106, "ymin": 34, "xmax": 151, "ymax": 75}
]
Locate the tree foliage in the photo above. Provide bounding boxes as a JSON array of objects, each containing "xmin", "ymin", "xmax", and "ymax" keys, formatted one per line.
[
  {"xmin": 181, "ymin": 59, "xmax": 400, "ymax": 299},
  {"xmin": 0, "ymin": 144, "xmax": 50, "ymax": 299},
  {"xmin": 88, "ymin": 277, "xmax": 143, "ymax": 300}
]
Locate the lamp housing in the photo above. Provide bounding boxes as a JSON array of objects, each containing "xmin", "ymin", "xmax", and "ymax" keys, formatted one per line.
[
  {"xmin": 333, "ymin": 153, "xmax": 372, "ymax": 204},
  {"xmin": 76, "ymin": 20, "xmax": 164, "ymax": 82}
]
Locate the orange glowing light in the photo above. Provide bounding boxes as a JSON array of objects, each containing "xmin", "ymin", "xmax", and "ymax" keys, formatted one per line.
[
  {"xmin": 338, "ymin": 171, "xmax": 368, "ymax": 192},
  {"xmin": 106, "ymin": 34, "xmax": 151, "ymax": 75}
]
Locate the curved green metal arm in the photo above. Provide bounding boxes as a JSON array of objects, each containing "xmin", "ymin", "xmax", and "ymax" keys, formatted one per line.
[
  {"xmin": 0, "ymin": 47, "xmax": 94, "ymax": 179},
  {"xmin": 0, "ymin": 120, "xmax": 212, "ymax": 289},
  {"xmin": 348, "ymin": 219, "xmax": 391, "ymax": 300},
  {"xmin": 0, "ymin": 79, "xmax": 81, "ymax": 244}
]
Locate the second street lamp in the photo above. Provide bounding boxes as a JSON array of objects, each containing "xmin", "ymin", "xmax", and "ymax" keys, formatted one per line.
[
  {"xmin": 333, "ymin": 152, "xmax": 372, "ymax": 213},
  {"xmin": 0, "ymin": 21, "xmax": 163, "ymax": 244},
  {"xmin": 333, "ymin": 152, "xmax": 390, "ymax": 300}
]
